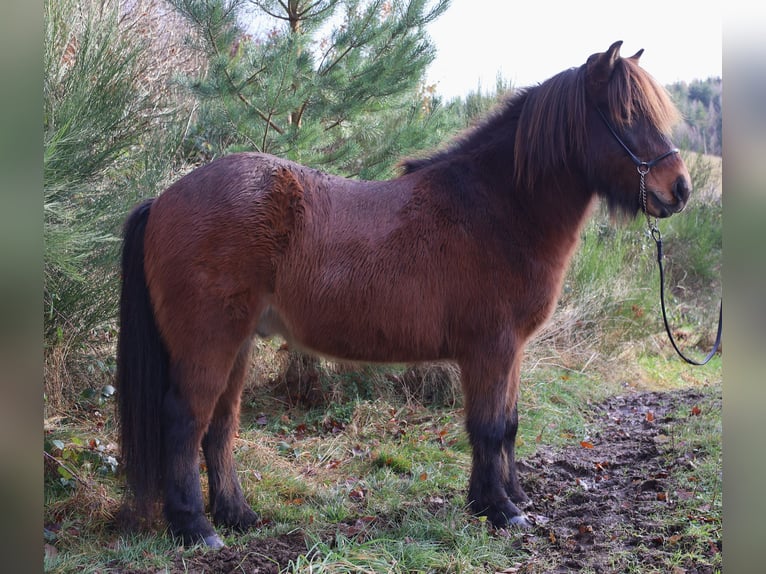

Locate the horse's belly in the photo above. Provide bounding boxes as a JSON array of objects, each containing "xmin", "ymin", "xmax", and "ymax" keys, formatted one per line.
[{"xmin": 260, "ymin": 296, "xmax": 447, "ymax": 364}]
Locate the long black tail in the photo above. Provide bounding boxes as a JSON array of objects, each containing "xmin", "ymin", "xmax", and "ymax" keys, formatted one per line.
[{"xmin": 116, "ymin": 198, "xmax": 168, "ymax": 521}]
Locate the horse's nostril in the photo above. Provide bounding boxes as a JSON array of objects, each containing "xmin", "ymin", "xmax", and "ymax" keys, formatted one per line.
[{"xmin": 673, "ymin": 176, "xmax": 691, "ymax": 203}]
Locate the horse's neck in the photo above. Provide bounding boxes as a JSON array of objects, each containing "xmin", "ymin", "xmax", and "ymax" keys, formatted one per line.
[{"xmin": 504, "ymin": 168, "xmax": 596, "ymax": 266}]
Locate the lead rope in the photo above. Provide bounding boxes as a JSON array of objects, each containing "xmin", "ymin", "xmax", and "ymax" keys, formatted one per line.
[{"xmin": 641, "ymin": 166, "xmax": 723, "ymax": 365}]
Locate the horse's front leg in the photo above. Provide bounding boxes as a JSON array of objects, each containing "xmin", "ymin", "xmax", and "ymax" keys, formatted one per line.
[
  {"xmin": 499, "ymin": 356, "xmax": 531, "ymax": 506},
  {"xmin": 461, "ymin": 353, "xmax": 530, "ymax": 528},
  {"xmin": 502, "ymin": 402, "xmax": 531, "ymax": 506}
]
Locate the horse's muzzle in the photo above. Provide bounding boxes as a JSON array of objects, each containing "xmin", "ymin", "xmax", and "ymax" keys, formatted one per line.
[{"xmin": 649, "ymin": 175, "xmax": 691, "ymax": 217}]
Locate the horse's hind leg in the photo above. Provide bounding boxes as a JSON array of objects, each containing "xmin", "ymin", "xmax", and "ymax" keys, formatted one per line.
[
  {"xmin": 202, "ymin": 340, "xmax": 259, "ymax": 531},
  {"xmin": 162, "ymin": 357, "xmax": 227, "ymax": 548}
]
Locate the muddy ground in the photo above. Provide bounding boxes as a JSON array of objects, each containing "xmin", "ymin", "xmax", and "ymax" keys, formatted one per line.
[{"xmin": 134, "ymin": 388, "xmax": 720, "ymax": 573}]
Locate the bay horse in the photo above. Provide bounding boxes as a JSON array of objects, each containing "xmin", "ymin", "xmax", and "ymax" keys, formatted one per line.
[{"xmin": 117, "ymin": 41, "xmax": 690, "ymax": 548}]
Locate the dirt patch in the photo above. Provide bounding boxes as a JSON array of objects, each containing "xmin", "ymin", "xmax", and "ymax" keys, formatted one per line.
[
  {"xmin": 518, "ymin": 387, "xmax": 721, "ymax": 573},
  {"xmin": 174, "ymin": 532, "xmax": 308, "ymax": 573},
  {"xmin": 117, "ymin": 531, "xmax": 309, "ymax": 574}
]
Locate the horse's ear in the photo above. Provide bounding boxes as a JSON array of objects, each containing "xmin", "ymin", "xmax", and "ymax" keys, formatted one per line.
[
  {"xmin": 585, "ymin": 40, "xmax": 623, "ymax": 92},
  {"xmin": 628, "ymin": 48, "xmax": 644, "ymax": 62}
]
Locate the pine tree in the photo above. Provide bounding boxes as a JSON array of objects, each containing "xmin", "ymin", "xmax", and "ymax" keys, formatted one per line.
[{"xmin": 170, "ymin": 0, "xmax": 452, "ymax": 178}]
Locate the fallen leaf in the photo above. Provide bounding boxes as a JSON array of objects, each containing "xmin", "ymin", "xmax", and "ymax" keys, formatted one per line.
[
  {"xmin": 646, "ymin": 411, "xmax": 655, "ymax": 422},
  {"xmin": 580, "ymin": 441, "xmax": 594, "ymax": 449},
  {"xmin": 691, "ymin": 406, "xmax": 702, "ymax": 416},
  {"xmin": 419, "ymin": 472, "xmax": 428, "ymax": 481},
  {"xmin": 349, "ymin": 487, "xmax": 366, "ymax": 500}
]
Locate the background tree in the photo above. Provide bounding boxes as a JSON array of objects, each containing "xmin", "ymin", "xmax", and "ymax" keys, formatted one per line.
[
  {"xmin": 170, "ymin": 0, "xmax": 452, "ymax": 178},
  {"xmin": 668, "ymin": 77, "xmax": 722, "ymax": 155}
]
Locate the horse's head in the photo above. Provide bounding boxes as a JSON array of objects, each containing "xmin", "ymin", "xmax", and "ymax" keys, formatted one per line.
[{"xmin": 585, "ymin": 41, "xmax": 691, "ymax": 219}]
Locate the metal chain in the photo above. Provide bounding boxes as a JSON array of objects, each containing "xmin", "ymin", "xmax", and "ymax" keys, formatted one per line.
[{"xmin": 638, "ymin": 163, "xmax": 659, "ymax": 239}]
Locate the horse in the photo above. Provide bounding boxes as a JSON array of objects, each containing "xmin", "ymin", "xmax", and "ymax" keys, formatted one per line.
[{"xmin": 116, "ymin": 41, "xmax": 690, "ymax": 548}]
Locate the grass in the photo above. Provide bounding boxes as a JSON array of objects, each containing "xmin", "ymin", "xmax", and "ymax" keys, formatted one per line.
[
  {"xmin": 44, "ymin": 395, "xmax": 528, "ymax": 572},
  {"xmin": 44, "ymin": 363, "xmax": 722, "ymax": 572}
]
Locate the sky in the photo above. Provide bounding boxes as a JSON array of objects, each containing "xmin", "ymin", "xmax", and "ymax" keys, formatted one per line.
[{"xmin": 425, "ymin": 0, "xmax": 722, "ymax": 99}]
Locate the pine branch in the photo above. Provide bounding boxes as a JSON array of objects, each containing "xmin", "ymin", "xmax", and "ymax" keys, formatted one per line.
[{"xmin": 204, "ymin": 21, "xmax": 285, "ymax": 134}]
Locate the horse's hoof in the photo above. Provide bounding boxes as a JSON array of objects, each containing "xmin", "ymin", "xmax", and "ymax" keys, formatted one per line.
[
  {"xmin": 214, "ymin": 506, "xmax": 260, "ymax": 531},
  {"xmin": 203, "ymin": 534, "xmax": 225, "ymax": 549},
  {"xmin": 508, "ymin": 514, "xmax": 532, "ymax": 529}
]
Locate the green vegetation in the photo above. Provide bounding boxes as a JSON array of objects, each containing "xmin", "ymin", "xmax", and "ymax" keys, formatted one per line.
[
  {"xmin": 43, "ymin": 1, "xmax": 722, "ymax": 572},
  {"xmin": 667, "ymin": 77, "xmax": 722, "ymax": 155},
  {"xmin": 44, "ymin": 376, "xmax": 722, "ymax": 572},
  {"xmin": 44, "ymin": 0, "xmax": 190, "ymax": 406},
  {"xmin": 169, "ymin": 0, "xmax": 454, "ymax": 179}
]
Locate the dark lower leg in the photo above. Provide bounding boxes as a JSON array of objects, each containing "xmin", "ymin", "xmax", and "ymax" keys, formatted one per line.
[
  {"xmin": 466, "ymin": 414, "xmax": 525, "ymax": 527},
  {"xmin": 161, "ymin": 383, "xmax": 221, "ymax": 547},
  {"xmin": 502, "ymin": 404, "xmax": 530, "ymax": 505},
  {"xmin": 202, "ymin": 343, "xmax": 259, "ymax": 530}
]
